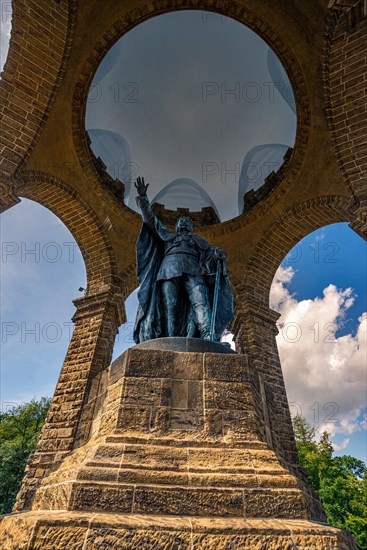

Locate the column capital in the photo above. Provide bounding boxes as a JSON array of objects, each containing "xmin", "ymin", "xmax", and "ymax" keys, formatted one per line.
[
  {"xmin": 233, "ymin": 297, "xmax": 280, "ymax": 325},
  {"xmin": 231, "ymin": 298, "xmax": 280, "ymax": 335},
  {"xmin": 72, "ymin": 286, "xmax": 125, "ymax": 325}
]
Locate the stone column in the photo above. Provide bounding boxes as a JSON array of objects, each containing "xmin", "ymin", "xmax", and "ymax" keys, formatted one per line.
[
  {"xmin": 232, "ymin": 297, "xmax": 299, "ymax": 469},
  {"xmin": 14, "ymin": 285, "xmax": 124, "ymax": 511}
]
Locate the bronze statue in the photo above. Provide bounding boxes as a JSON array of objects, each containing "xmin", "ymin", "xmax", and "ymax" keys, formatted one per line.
[{"xmin": 133, "ymin": 177, "xmax": 234, "ymax": 344}]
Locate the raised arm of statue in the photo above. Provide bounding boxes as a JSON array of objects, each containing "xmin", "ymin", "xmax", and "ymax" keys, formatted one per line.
[{"xmin": 134, "ymin": 177, "xmax": 166, "ymax": 237}]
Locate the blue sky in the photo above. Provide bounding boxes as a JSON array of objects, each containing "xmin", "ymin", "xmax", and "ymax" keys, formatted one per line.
[
  {"xmin": 282, "ymin": 223, "xmax": 367, "ymax": 337},
  {"xmin": 275, "ymin": 224, "xmax": 366, "ymax": 461},
  {"xmin": 0, "ymin": 6, "xmax": 365, "ymax": 462}
]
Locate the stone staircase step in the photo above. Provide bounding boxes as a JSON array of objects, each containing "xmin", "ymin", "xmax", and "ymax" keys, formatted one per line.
[
  {"xmin": 0, "ymin": 510, "xmax": 357, "ymax": 549},
  {"xmin": 77, "ymin": 466, "xmax": 299, "ymax": 489},
  {"xmin": 105, "ymin": 434, "xmax": 268, "ymax": 449},
  {"xmin": 34, "ymin": 481, "xmax": 309, "ymax": 519}
]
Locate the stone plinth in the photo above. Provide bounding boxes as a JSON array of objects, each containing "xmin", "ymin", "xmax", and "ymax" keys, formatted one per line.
[
  {"xmin": 0, "ymin": 512, "xmax": 357, "ymax": 549},
  {"xmin": 0, "ymin": 347, "xmax": 357, "ymax": 548}
]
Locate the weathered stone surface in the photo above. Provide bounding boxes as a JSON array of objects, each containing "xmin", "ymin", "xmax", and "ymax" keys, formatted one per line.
[
  {"xmin": 117, "ymin": 405, "xmax": 151, "ymax": 431},
  {"xmin": 71, "ymin": 483, "xmax": 134, "ymax": 513},
  {"xmin": 31, "ymin": 525, "xmax": 87, "ymax": 550},
  {"xmin": 121, "ymin": 445, "xmax": 187, "ymax": 471},
  {"xmin": 124, "ymin": 348, "xmax": 173, "ymax": 378},
  {"xmin": 0, "ymin": 512, "xmax": 358, "ymax": 549},
  {"xmin": 204, "ymin": 353, "xmax": 249, "ymax": 381},
  {"xmin": 243, "ymin": 489, "xmax": 308, "ymax": 519},
  {"xmin": 123, "ymin": 377, "xmax": 162, "ymax": 406},
  {"xmin": 170, "ymin": 408, "xmax": 204, "ymax": 430},
  {"xmin": 187, "ymin": 448, "xmax": 253, "ymax": 472},
  {"xmin": 85, "ymin": 528, "xmax": 192, "ymax": 549},
  {"xmin": 204, "ymin": 380, "xmax": 254, "ymax": 409},
  {"xmin": 172, "ymin": 352, "xmax": 204, "ymax": 380},
  {"xmin": 3, "ymin": 348, "xmax": 356, "ymax": 546},
  {"xmin": 133, "ymin": 486, "xmax": 244, "ymax": 516}
]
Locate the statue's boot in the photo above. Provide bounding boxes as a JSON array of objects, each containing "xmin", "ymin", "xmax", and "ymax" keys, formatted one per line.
[
  {"xmin": 190, "ymin": 284, "xmax": 213, "ymax": 340},
  {"xmin": 165, "ymin": 314, "xmax": 178, "ymax": 337}
]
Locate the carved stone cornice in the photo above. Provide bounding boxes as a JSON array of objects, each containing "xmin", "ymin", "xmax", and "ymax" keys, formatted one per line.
[{"xmin": 72, "ymin": 286, "xmax": 125, "ymax": 325}]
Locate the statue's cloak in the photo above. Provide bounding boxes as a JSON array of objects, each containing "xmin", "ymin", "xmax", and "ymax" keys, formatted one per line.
[{"xmin": 133, "ymin": 215, "xmax": 234, "ymax": 343}]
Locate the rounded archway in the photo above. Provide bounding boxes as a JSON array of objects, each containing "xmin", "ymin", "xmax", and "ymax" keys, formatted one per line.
[
  {"xmin": 73, "ymin": 1, "xmax": 310, "ymax": 230},
  {"xmin": 270, "ymin": 222, "xmax": 367, "ymax": 461},
  {"xmin": 0, "ymin": 198, "xmax": 86, "ymax": 404}
]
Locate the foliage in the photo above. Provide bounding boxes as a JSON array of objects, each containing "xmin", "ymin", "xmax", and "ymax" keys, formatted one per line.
[
  {"xmin": 293, "ymin": 415, "xmax": 367, "ymax": 549},
  {"xmin": 0, "ymin": 397, "xmax": 51, "ymax": 515}
]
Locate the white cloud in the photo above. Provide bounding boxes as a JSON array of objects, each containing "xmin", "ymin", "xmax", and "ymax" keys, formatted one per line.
[
  {"xmin": 333, "ymin": 438, "xmax": 350, "ymax": 452},
  {"xmin": 270, "ymin": 266, "xmax": 367, "ymax": 450}
]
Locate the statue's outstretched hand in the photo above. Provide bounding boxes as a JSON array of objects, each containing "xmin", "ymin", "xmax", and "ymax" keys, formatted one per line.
[{"xmin": 135, "ymin": 177, "xmax": 149, "ymax": 197}]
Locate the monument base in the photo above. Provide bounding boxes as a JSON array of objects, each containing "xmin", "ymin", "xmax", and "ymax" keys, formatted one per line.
[
  {"xmin": 0, "ymin": 511, "xmax": 357, "ymax": 549},
  {"xmin": 0, "ymin": 347, "xmax": 357, "ymax": 548}
]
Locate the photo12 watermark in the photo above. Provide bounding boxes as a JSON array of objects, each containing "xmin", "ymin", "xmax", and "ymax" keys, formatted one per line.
[
  {"xmin": 0, "ymin": 1, "xmax": 11, "ymax": 24},
  {"xmin": 201, "ymin": 81, "xmax": 295, "ymax": 105},
  {"xmin": 1, "ymin": 321, "xmax": 136, "ymax": 345},
  {"xmin": 289, "ymin": 401, "xmax": 340, "ymax": 425},
  {"xmin": 278, "ymin": 321, "xmax": 338, "ymax": 344},
  {"xmin": 1, "ymin": 241, "xmax": 81, "ymax": 264},
  {"xmin": 201, "ymin": 159, "xmax": 284, "ymax": 185},
  {"xmin": 87, "ymin": 81, "xmax": 141, "ymax": 104},
  {"xmin": 284, "ymin": 241, "xmax": 340, "ymax": 265}
]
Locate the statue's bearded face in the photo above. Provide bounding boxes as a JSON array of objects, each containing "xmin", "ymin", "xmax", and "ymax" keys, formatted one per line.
[{"xmin": 176, "ymin": 216, "xmax": 193, "ymax": 234}]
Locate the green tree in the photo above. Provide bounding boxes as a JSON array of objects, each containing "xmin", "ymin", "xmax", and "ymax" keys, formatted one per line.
[
  {"xmin": 345, "ymin": 469, "xmax": 367, "ymax": 549},
  {"xmin": 293, "ymin": 415, "xmax": 321, "ymax": 492},
  {"xmin": 0, "ymin": 397, "xmax": 51, "ymax": 514},
  {"xmin": 292, "ymin": 415, "xmax": 367, "ymax": 549}
]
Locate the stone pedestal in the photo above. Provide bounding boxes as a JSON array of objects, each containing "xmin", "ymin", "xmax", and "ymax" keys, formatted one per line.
[{"xmin": 0, "ymin": 346, "xmax": 357, "ymax": 548}]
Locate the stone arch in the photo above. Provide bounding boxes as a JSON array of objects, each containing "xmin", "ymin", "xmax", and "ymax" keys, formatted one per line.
[
  {"xmin": 243, "ymin": 195, "xmax": 355, "ymax": 307},
  {"xmin": 0, "ymin": 0, "xmax": 76, "ymax": 178},
  {"xmin": 322, "ymin": 5, "xmax": 367, "ymax": 202},
  {"xmin": 14, "ymin": 172, "xmax": 118, "ymax": 295},
  {"xmin": 72, "ymin": 0, "xmax": 310, "ymax": 223}
]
